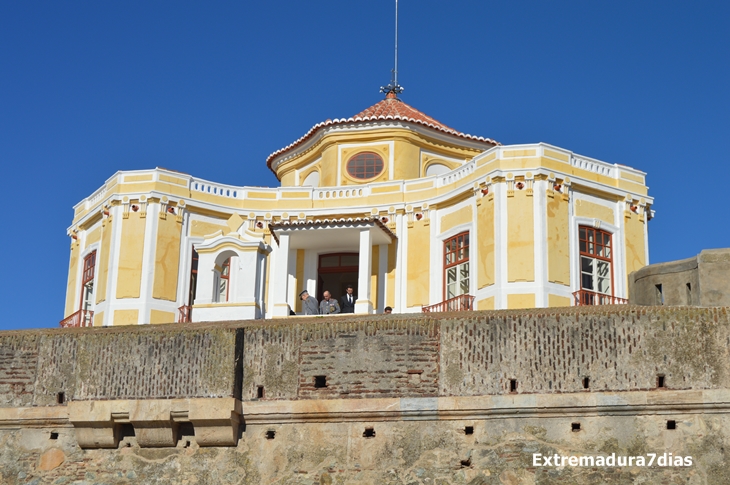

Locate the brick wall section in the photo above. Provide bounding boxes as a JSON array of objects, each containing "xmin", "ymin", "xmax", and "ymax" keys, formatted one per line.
[
  {"xmin": 0, "ymin": 325, "xmax": 242, "ymax": 406},
  {"xmin": 243, "ymin": 324, "xmax": 301, "ymax": 400},
  {"xmin": 73, "ymin": 327, "xmax": 241, "ymax": 400},
  {"xmin": 439, "ymin": 306, "xmax": 730, "ymax": 396},
  {"xmin": 32, "ymin": 334, "xmax": 78, "ymax": 406},
  {"xmin": 1, "ymin": 307, "xmax": 729, "ymax": 406},
  {"xmin": 296, "ymin": 319, "xmax": 440, "ymax": 399},
  {"xmin": 0, "ymin": 334, "xmax": 39, "ymax": 406}
]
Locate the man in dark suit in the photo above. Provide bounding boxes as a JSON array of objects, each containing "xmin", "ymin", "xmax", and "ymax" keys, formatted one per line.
[{"xmin": 340, "ymin": 284, "xmax": 356, "ymax": 313}]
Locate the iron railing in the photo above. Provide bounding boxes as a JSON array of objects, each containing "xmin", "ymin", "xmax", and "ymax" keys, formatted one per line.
[
  {"xmin": 178, "ymin": 305, "xmax": 192, "ymax": 323},
  {"xmin": 422, "ymin": 294, "xmax": 475, "ymax": 313},
  {"xmin": 59, "ymin": 309, "xmax": 94, "ymax": 328},
  {"xmin": 573, "ymin": 290, "xmax": 628, "ymax": 306}
]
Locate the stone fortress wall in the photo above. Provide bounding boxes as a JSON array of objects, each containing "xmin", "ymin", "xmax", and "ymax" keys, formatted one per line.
[
  {"xmin": 630, "ymin": 247, "xmax": 730, "ymax": 307},
  {"xmin": 2, "ymin": 306, "xmax": 730, "ymax": 483}
]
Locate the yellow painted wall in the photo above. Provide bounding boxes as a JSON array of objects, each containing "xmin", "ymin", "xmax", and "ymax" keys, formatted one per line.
[
  {"xmin": 371, "ymin": 245, "xmax": 379, "ymax": 308},
  {"xmin": 393, "ymin": 140, "xmax": 420, "ymax": 181},
  {"xmin": 86, "ymin": 227, "xmax": 101, "ymax": 246},
  {"xmin": 113, "ymin": 309, "xmax": 139, "ymax": 326},
  {"xmin": 152, "ymin": 214, "xmax": 182, "ymax": 302},
  {"xmin": 507, "ymin": 191, "xmax": 535, "ymax": 282},
  {"xmin": 64, "ymin": 243, "xmax": 79, "ymax": 315},
  {"xmin": 386, "ymin": 242, "xmax": 397, "ymax": 308},
  {"xmin": 407, "ymin": 221, "xmax": 430, "ymax": 307},
  {"xmin": 116, "ymin": 212, "xmax": 146, "ymax": 299},
  {"xmin": 548, "ymin": 294, "xmax": 571, "ymax": 307},
  {"xmin": 295, "ymin": 249, "xmax": 305, "ymax": 313},
  {"xmin": 150, "ymin": 309, "xmax": 175, "ymax": 325},
  {"xmin": 624, "ymin": 213, "xmax": 646, "ymax": 283},
  {"xmin": 440, "ymin": 205, "xmax": 472, "ymax": 234},
  {"xmin": 477, "ymin": 296, "xmax": 494, "ymax": 310},
  {"xmin": 93, "ymin": 311, "xmax": 103, "ymax": 327},
  {"xmin": 476, "ymin": 199, "xmax": 495, "ymax": 289},
  {"xmin": 190, "ymin": 220, "xmax": 228, "ymax": 238},
  {"xmin": 320, "ymin": 145, "xmax": 338, "ymax": 187},
  {"xmin": 575, "ymin": 199, "xmax": 615, "ymax": 225},
  {"xmin": 340, "ymin": 144, "xmax": 390, "ymax": 185},
  {"xmin": 507, "ymin": 293, "xmax": 535, "ymax": 309},
  {"xmin": 96, "ymin": 219, "xmax": 112, "ymax": 304},
  {"xmin": 546, "ymin": 193, "xmax": 570, "ymax": 285},
  {"xmin": 273, "ymin": 128, "xmax": 484, "ymax": 186}
]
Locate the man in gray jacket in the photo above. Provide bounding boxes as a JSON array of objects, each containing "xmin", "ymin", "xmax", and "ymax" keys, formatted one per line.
[
  {"xmin": 300, "ymin": 290, "xmax": 319, "ymax": 315},
  {"xmin": 319, "ymin": 290, "xmax": 341, "ymax": 315}
]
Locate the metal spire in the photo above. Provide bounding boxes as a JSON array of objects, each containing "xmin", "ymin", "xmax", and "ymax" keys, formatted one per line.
[{"xmin": 380, "ymin": 0, "xmax": 404, "ymax": 97}]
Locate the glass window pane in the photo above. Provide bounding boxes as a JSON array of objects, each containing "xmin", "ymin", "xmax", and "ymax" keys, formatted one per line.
[
  {"xmin": 447, "ymin": 283, "xmax": 457, "ymax": 299},
  {"xmin": 597, "ymin": 261, "xmax": 610, "ymax": 278},
  {"xmin": 580, "ymin": 240, "xmax": 587, "ymax": 253},
  {"xmin": 581, "ymin": 257, "xmax": 593, "ymax": 273},
  {"xmin": 598, "ymin": 277, "xmax": 611, "ymax": 294},
  {"xmin": 320, "ymin": 255, "xmax": 339, "ymax": 267},
  {"xmin": 341, "ymin": 255, "xmax": 358, "ymax": 267},
  {"xmin": 582, "ymin": 274, "xmax": 594, "ymax": 290},
  {"xmin": 447, "ymin": 267, "xmax": 457, "ymax": 285},
  {"xmin": 604, "ymin": 246, "xmax": 611, "ymax": 258}
]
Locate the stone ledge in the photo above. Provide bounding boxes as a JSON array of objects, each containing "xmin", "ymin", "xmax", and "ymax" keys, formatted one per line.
[{"xmin": 243, "ymin": 389, "xmax": 730, "ymax": 424}]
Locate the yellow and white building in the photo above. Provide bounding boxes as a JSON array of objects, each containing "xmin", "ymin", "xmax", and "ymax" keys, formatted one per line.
[{"xmin": 62, "ymin": 93, "xmax": 653, "ymax": 326}]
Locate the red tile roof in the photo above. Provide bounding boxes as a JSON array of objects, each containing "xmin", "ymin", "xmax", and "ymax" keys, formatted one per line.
[{"xmin": 266, "ymin": 93, "xmax": 499, "ymax": 173}]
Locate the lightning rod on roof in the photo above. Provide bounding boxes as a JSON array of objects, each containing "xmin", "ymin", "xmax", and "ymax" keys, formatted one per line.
[{"xmin": 380, "ymin": 0, "xmax": 404, "ymax": 97}]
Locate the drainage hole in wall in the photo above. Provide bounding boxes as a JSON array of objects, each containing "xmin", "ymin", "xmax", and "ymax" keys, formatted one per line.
[
  {"xmin": 571, "ymin": 423, "xmax": 581, "ymax": 432},
  {"xmin": 314, "ymin": 376, "xmax": 327, "ymax": 388},
  {"xmin": 265, "ymin": 430, "xmax": 276, "ymax": 440},
  {"xmin": 464, "ymin": 426, "xmax": 474, "ymax": 435},
  {"xmin": 363, "ymin": 427, "xmax": 375, "ymax": 438},
  {"xmin": 50, "ymin": 432, "xmax": 59, "ymax": 440},
  {"xmin": 667, "ymin": 420, "xmax": 676, "ymax": 430}
]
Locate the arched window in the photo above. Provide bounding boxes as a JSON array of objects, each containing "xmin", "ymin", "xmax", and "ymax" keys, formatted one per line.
[
  {"xmin": 578, "ymin": 226, "xmax": 613, "ymax": 304},
  {"xmin": 444, "ymin": 232, "xmax": 470, "ymax": 300},
  {"xmin": 347, "ymin": 152, "xmax": 384, "ymax": 180},
  {"xmin": 218, "ymin": 258, "xmax": 231, "ymax": 302},
  {"xmin": 80, "ymin": 251, "xmax": 96, "ymax": 312}
]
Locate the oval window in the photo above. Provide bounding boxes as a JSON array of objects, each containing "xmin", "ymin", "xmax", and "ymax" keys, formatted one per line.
[{"xmin": 346, "ymin": 152, "xmax": 384, "ymax": 180}]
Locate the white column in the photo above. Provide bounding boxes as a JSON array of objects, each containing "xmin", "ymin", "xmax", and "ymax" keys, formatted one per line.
[
  {"xmin": 193, "ymin": 252, "xmax": 217, "ymax": 305},
  {"xmin": 355, "ymin": 228, "xmax": 373, "ymax": 314},
  {"xmin": 272, "ymin": 232, "xmax": 292, "ymax": 317}
]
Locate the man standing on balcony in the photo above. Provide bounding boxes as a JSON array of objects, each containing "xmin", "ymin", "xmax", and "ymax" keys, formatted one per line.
[
  {"xmin": 300, "ymin": 290, "xmax": 318, "ymax": 316},
  {"xmin": 320, "ymin": 290, "xmax": 341, "ymax": 315},
  {"xmin": 340, "ymin": 285, "xmax": 356, "ymax": 313}
]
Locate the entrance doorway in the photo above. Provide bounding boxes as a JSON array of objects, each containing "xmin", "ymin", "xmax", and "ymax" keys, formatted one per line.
[{"xmin": 318, "ymin": 253, "xmax": 359, "ymax": 302}]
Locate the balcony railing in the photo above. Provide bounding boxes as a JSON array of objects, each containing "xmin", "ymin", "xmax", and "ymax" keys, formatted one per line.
[
  {"xmin": 573, "ymin": 290, "xmax": 628, "ymax": 306},
  {"xmin": 178, "ymin": 305, "xmax": 192, "ymax": 323},
  {"xmin": 59, "ymin": 309, "xmax": 94, "ymax": 328},
  {"xmin": 422, "ymin": 294, "xmax": 475, "ymax": 313}
]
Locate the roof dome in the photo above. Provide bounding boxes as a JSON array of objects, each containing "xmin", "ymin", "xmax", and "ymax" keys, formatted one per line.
[{"xmin": 266, "ymin": 94, "xmax": 499, "ymax": 171}]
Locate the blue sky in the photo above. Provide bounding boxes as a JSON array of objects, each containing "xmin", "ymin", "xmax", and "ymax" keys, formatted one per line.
[{"xmin": 1, "ymin": 1, "xmax": 728, "ymax": 330}]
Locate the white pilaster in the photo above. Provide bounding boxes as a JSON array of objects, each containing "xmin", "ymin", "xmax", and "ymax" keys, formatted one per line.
[
  {"xmin": 272, "ymin": 232, "xmax": 292, "ymax": 317},
  {"xmin": 355, "ymin": 228, "xmax": 374, "ymax": 314}
]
